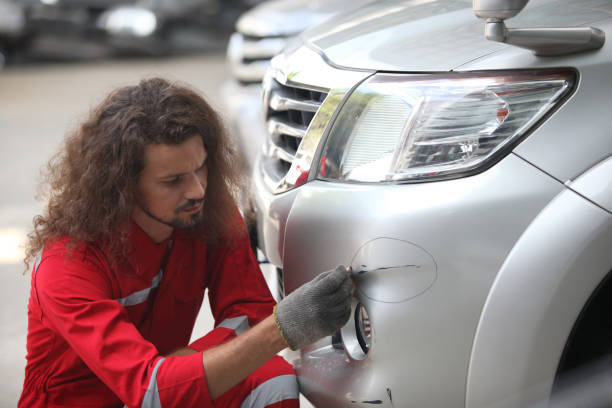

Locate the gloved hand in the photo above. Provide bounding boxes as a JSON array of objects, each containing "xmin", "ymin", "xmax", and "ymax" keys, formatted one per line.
[{"xmin": 273, "ymin": 265, "xmax": 353, "ymax": 350}]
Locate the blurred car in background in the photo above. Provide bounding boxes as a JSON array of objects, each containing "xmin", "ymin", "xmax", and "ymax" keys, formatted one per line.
[
  {"xmin": 220, "ymin": 0, "xmax": 375, "ymax": 171},
  {"xmin": 97, "ymin": 0, "xmax": 258, "ymax": 55},
  {"xmin": 0, "ymin": 0, "xmax": 26, "ymax": 66},
  {"xmin": 13, "ymin": 0, "xmax": 257, "ymax": 60},
  {"xmin": 17, "ymin": 0, "xmax": 121, "ymax": 59},
  {"xmin": 253, "ymin": 0, "xmax": 612, "ymax": 406}
]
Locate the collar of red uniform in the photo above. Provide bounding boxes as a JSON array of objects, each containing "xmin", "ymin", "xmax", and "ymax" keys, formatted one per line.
[{"xmin": 124, "ymin": 220, "xmax": 177, "ymax": 276}]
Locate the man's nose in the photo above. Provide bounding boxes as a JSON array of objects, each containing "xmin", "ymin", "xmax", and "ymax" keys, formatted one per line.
[{"xmin": 185, "ymin": 173, "xmax": 205, "ymax": 200}]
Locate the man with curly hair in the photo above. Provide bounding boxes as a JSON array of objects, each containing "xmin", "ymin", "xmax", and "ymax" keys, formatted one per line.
[{"xmin": 19, "ymin": 78, "xmax": 353, "ymax": 408}]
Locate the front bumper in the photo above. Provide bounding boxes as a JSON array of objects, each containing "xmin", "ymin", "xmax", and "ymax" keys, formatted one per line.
[
  {"xmin": 255, "ymin": 152, "xmax": 563, "ymax": 407},
  {"xmin": 251, "ymin": 152, "xmax": 299, "ymax": 268}
]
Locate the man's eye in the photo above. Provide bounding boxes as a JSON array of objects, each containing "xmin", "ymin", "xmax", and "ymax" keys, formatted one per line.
[{"xmin": 164, "ymin": 177, "xmax": 181, "ymax": 185}]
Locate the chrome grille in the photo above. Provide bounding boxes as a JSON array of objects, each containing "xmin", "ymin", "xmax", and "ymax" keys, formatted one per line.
[{"xmin": 263, "ymin": 79, "xmax": 327, "ymax": 185}]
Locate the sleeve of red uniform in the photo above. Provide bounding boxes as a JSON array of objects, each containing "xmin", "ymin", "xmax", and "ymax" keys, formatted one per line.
[
  {"xmin": 204, "ymin": 213, "xmax": 276, "ymax": 336},
  {"xmin": 34, "ymin": 248, "xmax": 213, "ymax": 408}
]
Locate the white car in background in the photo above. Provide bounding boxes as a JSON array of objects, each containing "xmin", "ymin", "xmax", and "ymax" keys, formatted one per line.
[{"xmin": 253, "ymin": 0, "xmax": 612, "ymax": 406}]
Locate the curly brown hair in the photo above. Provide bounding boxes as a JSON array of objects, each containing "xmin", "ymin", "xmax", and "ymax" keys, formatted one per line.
[{"xmin": 24, "ymin": 77, "xmax": 246, "ymax": 271}]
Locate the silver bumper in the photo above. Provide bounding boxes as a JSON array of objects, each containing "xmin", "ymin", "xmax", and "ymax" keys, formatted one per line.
[{"xmin": 270, "ymin": 153, "xmax": 562, "ymax": 407}]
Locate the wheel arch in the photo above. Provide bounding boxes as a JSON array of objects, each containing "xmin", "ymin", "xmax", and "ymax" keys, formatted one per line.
[{"xmin": 465, "ymin": 186, "xmax": 612, "ymax": 408}]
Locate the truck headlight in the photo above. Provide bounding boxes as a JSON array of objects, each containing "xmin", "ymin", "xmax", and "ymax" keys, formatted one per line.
[{"xmin": 316, "ymin": 70, "xmax": 574, "ymax": 183}]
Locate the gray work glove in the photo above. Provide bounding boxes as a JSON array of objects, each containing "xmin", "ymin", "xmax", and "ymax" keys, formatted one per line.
[{"xmin": 273, "ymin": 265, "xmax": 353, "ymax": 350}]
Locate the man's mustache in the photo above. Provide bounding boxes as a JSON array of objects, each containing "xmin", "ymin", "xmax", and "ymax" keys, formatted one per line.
[{"xmin": 176, "ymin": 198, "xmax": 205, "ymax": 212}]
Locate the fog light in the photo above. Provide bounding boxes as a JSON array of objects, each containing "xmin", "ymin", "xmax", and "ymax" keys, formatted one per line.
[
  {"xmin": 341, "ymin": 300, "xmax": 371, "ymax": 360},
  {"xmin": 355, "ymin": 303, "xmax": 371, "ymax": 353}
]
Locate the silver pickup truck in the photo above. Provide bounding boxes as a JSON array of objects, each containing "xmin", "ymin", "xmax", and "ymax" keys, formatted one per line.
[{"xmin": 252, "ymin": 0, "xmax": 612, "ymax": 407}]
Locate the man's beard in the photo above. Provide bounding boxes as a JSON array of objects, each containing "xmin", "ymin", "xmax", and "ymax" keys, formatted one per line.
[{"xmin": 140, "ymin": 198, "xmax": 205, "ymax": 231}]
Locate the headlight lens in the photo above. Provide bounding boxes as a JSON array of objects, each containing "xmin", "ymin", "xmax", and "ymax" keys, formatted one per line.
[{"xmin": 317, "ymin": 71, "xmax": 574, "ymax": 183}]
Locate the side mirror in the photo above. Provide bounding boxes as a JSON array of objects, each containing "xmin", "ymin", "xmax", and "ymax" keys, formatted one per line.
[
  {"xmin": 473, "ymin": 0, "xmax": 604, "ymax": 56},
  {"xmin": 473, "ymin": 0, "xmax": 528, "ymax": 21}
]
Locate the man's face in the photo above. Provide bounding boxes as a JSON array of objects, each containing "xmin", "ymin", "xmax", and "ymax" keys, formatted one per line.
[{"xmin": 134, "ymin": 136, "xmax": 208, "ymax": 235}]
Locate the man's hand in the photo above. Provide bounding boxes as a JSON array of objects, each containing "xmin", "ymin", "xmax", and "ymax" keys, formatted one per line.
[
  {"xmin": 273, "ymin": 265, "xmax": 353, "ymax": 350},
  {"xmin": 196, "ymin": 265, "xmax": 352, "ymax": 397},
  {"xmin": 198, "ymin": 266, "xmax": 352, "ymax": 398}
]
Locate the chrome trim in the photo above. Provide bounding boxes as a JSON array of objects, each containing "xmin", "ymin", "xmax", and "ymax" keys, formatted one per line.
[
  {"xmin": 241, "ymin": 36, "xmax": 287, "ymax": 59},
  {"xmin": 227, "ymin": 32, "xmax": 288, "ymax": 83},
  {"xmin": 260, "ymin": 45, "xmax": 373, "ymax": 194},
  {"xmin": 275, "ymin": 88, "xmax": 352, "ymax": 193},
  {"xmin": 269, "ymin": 46, "xmax": 372, "ymax": 91},
  {"xmin": 267, "ymin": 143, "xmax": 296, "ymax": 164},
  {"xmin": 267, "ymin": 118, "xmax": 307, "ymax": 139},
  {"xmin": 259, "ymin": 156, "xmax": 285, "ymax": 189},
  {"xmin": 270, "ymin": 92, "xmax": 321, "ymax": 113}
]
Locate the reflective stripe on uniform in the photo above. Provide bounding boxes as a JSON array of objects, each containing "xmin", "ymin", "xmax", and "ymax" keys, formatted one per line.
[
  {"xmin": 239, "ymin": 374, "xmax": 299, "ymax": 408},
  {"xmin": 216, "ymin": 315, "xmax": 250, "ymax": 335},
  {"xmin": 141, "ymin": 358, "xmax": 165, "ymax": 408},
  {"xmin": 34, "ymin": 252, "xmax": 42, "ymax": 276},
  {"xmin": 32, "ymin": 251, "xmax": 45, "ymax": 320},
  {"xmin": 116, "ymin": 270, "xmax": 164, "ymax": 307}
]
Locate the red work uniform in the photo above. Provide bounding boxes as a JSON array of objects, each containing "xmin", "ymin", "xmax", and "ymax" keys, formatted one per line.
[{"xmin": 19, "ymin": 219, "xmax": 299, "ymax": 407}]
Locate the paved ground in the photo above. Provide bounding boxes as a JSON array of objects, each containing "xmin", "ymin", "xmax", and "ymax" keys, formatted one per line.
[{"xmin": 0, "ymin": 53, "xmax": 311, "ymax": 407}]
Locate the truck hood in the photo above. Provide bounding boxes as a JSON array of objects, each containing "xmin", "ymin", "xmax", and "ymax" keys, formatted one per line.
[
  {"xmin": 302, "ymin": 0, "xmax": 611, "ymax": 72},
  {"xmin": 236, "ymin": 0, "xmax": 376, "ymax": 38}
]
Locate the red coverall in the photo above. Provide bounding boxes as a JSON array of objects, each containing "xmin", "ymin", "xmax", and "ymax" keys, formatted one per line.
[{"xmin": 19, "ymin": 220, "xmax": 299, "ymax": 407}]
